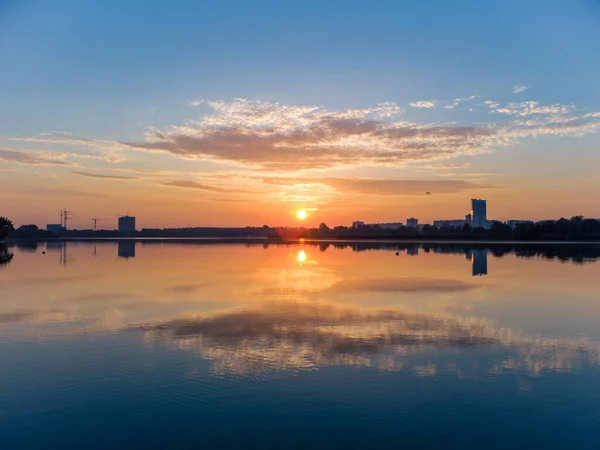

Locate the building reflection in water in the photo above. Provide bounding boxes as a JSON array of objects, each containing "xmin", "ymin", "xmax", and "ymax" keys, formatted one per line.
[
  {"xmin": 468, "ymin": 249, "xmax": 488, "ymax": 276},
  {"xmin": 118, "ymin": 241, "xmax": 136, "ymax": 259}
]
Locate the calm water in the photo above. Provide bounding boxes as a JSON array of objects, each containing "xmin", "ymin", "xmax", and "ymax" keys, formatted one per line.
[{"xmin": 1, "ymin": 240, "xmax": 600, "ymax": 449}]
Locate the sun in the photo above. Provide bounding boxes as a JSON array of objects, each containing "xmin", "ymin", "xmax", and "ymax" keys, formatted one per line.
[{"xmin": 296, "ymin": 209, "xmax": 307, "ymax": 220}]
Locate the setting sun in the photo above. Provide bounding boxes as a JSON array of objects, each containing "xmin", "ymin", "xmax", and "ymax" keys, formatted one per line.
[{"xmin": 296, "ymin": 210, "xmax": 307, "ymax": 220}]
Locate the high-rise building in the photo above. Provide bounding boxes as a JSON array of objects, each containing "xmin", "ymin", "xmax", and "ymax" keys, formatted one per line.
[
  {"xmin": 118, "ymin": 216, "xmax": 136, "ymax": 233},
  {"xmin": 471, "ymin": 199, "xmax": 487, "ymax": 228},
  {"xmin": 406, "ymin": 218, "xmax": 419, "ymax": 228}
]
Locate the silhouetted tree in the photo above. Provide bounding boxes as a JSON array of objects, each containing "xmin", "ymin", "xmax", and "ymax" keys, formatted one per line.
[
  {"xmin": 318, "ymin": 223, "xmax": 330, "ymax": 234},
  {"xmin": 0, "ymin": 217, "xmax": 14, "ymax": 240},
  {"xmin": 488, "ymin": 221, "xmax": 512, "ymax": 239},
  {"xmin": 583, "ymin": 218, "xmax": 600, "ymax": 234}
]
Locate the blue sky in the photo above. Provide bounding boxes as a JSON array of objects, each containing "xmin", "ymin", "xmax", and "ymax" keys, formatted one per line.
[{"xmin": 1, "ymin": 0, "xmax": 600, "ymax": 227}]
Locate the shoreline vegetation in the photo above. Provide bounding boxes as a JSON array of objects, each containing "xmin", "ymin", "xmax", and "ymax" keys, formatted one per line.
[{"xmin": 4, "ymin": 216, "xmax": 600, "ymax": 243}]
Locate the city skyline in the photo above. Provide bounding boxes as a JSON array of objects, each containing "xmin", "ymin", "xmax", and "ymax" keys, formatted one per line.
[
  {"xmin": 10, "ymin": 196, "xmax": 599, "ymax": 231},
  {"xmin": 2, "ymin": 1, "xmax": 600, "ymax": 228}
]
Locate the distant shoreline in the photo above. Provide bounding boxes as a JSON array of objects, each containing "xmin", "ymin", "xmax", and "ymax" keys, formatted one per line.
[{"xmin": 4, "ymin": 237, "xmax": 600, "ymax": 245}]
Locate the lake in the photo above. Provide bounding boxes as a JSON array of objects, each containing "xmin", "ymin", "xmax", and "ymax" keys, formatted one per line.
[{"xmin": 1, "ymin": 240, "xmax": 599, "ymax": 449}]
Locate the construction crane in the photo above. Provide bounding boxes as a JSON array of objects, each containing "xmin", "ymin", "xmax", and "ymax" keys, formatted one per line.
[
  {"xmin": 61, "ymin": 209, "xmax": 74, "ymax": 229},
  {"xmin": 92, "ymin": 217, "xmax": 108, "ymax": 231}
]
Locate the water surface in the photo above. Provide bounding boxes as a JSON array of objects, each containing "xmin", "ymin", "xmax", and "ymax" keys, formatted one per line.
[{"xmin": 1, "ymin": 241, "xmax": 599, "ymax": 449}]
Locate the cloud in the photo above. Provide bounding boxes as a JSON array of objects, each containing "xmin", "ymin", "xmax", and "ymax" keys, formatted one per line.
[
  {"xmin": 334, "ymin": 277, "xmax": 478, "ymax": 293},
  {"xmin": 160, "ymin": 179, "xmax": 255, "ymax": 193},
  {"xmin": 494, "ymin": 101, "xmax": 574, "ymax": 117},
  {"xmin": 74, "ymin": 292, "xmax": 139, "ymax": 302},
  {"xmin": 120, "ymin": 98, "xmax": 599, "ymax": 171},
  {"xmin": 513, "ymin": 85, "xmax": 529, "ymax": 94},
  {"xmin": 259, "ymin": 176, "xmax": 493, "ymax": 195},
  {"xmin": 70, "ymin": 171, "xmax": 137, "ymax": 180},
  {"xmin": 0, "ymin": 148, "xmax": 74, "ymax": 166},
  {"xmin": 13, "ymin": 187, "xmax": 124, "ymax": 200},
  {"xmin": 0, "ymin": 311, "xmax": 33, "ymax": 323},
  {"xmin": 7, "ymin": 133, "xmax": 128, "ymax": 163},
  {"xmin": 11, "ymin": 133, "xmax": 126, "ymax": 150},
  {"xmin": 483, "ymin": 100, "xmax": 499, "ymax": 109},
  {"xmin": 442, "ymin": 95, "xmax": 480, "ymax": 109},
  {"xmin": 135, "ymin": 302, "xmax": 600, "ymax": 375},
  {"xmin": 166, "ymin": 282, "xmax": 217, "ymax": 293},
  {"xmin": 11, "ymin": 97, "xmax": 600, "ymax": 172},
  {"xmin": 418, "ymin": 163, "xmax": 471, "ymax": 170},
  {"xmin": 409, "ymin": 100, "xmax": 437, "ymax": 108}
]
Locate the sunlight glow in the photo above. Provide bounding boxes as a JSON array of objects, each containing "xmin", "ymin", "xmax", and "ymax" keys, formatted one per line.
[
  {"xmin": 297, "ymin": 250, "xmax": 307, "ymax": 263},
  {"xmin": 296, "ymin": 210, "xmax": 308, "ymax": 220}
]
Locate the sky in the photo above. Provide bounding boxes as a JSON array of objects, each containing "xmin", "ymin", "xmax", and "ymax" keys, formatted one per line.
[{"xmin": 1, "ymin": 0, "xmax": 600, "ymax": 229}]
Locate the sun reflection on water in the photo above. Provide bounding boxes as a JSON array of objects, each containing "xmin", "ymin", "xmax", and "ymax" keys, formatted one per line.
[{"xmin": 297, "ymin": 250, "xmax": 307, "ymax": 263}]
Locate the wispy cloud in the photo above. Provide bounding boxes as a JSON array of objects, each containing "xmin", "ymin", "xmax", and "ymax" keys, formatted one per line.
[
  {"xmin": 259, "ymin": 176, "xmax": 493, "ymax": 195},
  {"xmin": 418, "ymin": 163, "xmax": 471, "ymax": 170},
  {"xmin": 409, "ymin": 100, "xmax": 437, "ymax": 108},
  {"xmin": 160, "ymin": 179, "xmax": 255, "ymax": 194},
  {"xmin": 483, "ymin": 100, "xmax": 499, "ymax": 109},
  {"xmin": 493, "ymin": 101, "xmax": 573, "ymax": 117},
  {"xmin": 121, "ymin": 98, "xmax": 599, "ymax": 171},
  {"xmin": 442, "ymin": 95, "xmax": 480, "ymax": 109},
  {"xmin": 0, "ymin": 148, "xmax": 74, "ymax": 166},
  {"xmin": 10, "ymin": 96, "xmax": 600, "ymax": 173},
  {"xmin": 333, "ymin": 277, "xmax": 478, "ymax": 293},
  {"xmin": 8, "ymin": 133, "xmax": 127, "ymax": 163},
  {"xmin": 120, "ymin": 100, "xmax": 503, "ymax": 171},
  {"xmin": 513, "ymin": 85, "xmax": 529, "ymax": 94},
  {"xmin": 70, "ymin": 171, "xmax": 137, "ymax": 180}
]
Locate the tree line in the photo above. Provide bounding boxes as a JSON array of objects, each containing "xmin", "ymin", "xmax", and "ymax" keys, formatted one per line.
[
  {"xmin": 310, "ymin": 216, "xmax": 600, "ymax": 241},
  {"xmin": 2, "ymin": 215, "xmax": 600, "ymax": 241}
]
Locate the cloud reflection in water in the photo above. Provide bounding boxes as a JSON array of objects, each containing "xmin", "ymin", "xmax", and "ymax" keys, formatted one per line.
[{"xmin": 137, "ymin": 303, "xmax": 599, "ymax": 377}]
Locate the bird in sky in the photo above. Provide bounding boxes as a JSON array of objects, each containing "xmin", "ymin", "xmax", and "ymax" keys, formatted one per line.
[{"xmin": 426, "ymin": 192, "xmax": 431, "ymax": 195}]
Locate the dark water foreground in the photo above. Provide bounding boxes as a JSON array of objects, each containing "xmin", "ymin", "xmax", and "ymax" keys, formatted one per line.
[{"xmin": 1, "ymin": 241, "xmax": 599, "ymax": 449}]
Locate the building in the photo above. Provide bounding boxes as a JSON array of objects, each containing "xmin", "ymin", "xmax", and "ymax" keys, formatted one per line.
[
  {"xmin": 406, "ymin": 218, "xmax": 419, "ymax": 228},
  {"xmin": 471, "ymin": 199, "xmax": 487, "ymax": 228},
  {"xmin": 465, "ymin": 213, "xmax": 472, "ymax": 223},
  {"xmin": 118, "ymin": 216, "xmax": 136, "ymax": 233},
  {"xmin": 46, "ymin": 224, "xmax": 66, "ymax": 233}
]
